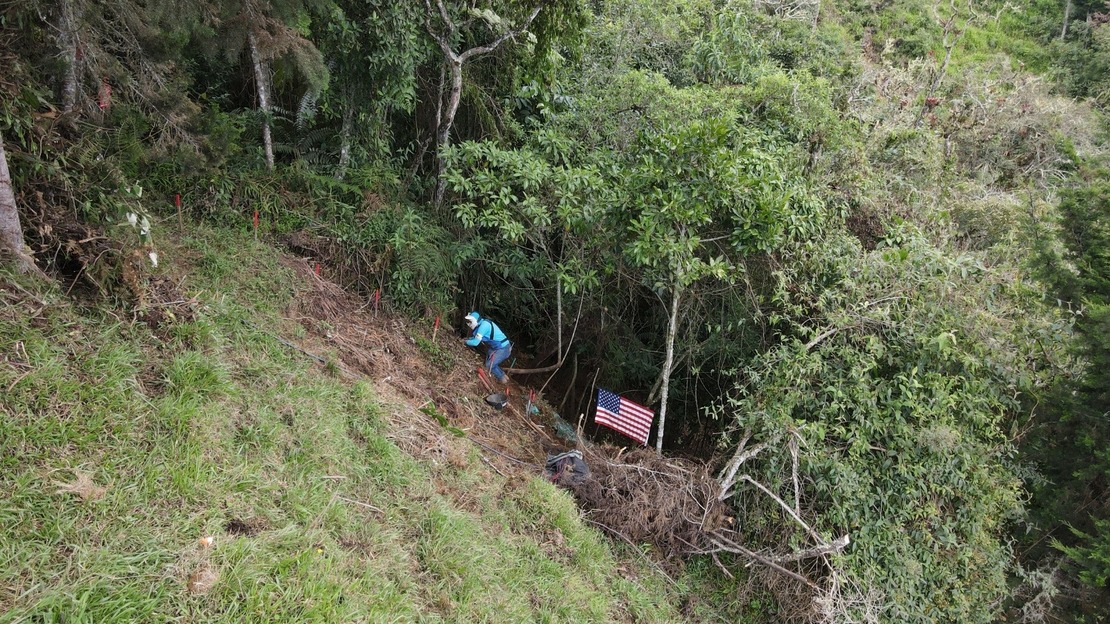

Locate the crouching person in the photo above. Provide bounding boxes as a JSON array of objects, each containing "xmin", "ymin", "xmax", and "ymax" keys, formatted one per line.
[{"xmin": 463, "ymin": 311, "xmax": 512, "ymax": 384}]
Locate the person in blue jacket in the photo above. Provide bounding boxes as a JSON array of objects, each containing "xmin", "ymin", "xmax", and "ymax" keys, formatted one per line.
[{"xmin": 464, "ymin": 311, "xmax": 512, "ymax": 384}]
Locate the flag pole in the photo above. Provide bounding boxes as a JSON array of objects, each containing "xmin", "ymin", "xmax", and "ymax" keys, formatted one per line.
[{"xmin": 586, "ymin": 367, "xmax": 600, "ymax": 438}]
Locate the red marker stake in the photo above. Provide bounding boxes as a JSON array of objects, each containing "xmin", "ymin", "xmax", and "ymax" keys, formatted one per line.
[
  {"xmin": 433, "ymin": 315, "xmax": 440, "ymax": 342},
  {"xmin": 314, "ymin": 262, "xmax": 320, "ymax": 276},
  {"xmin": 252, "ymin": 209, "xmax": 259, "ymax": 240},
  {"xmin": 175, "ymin": 193, "xmax": 182, "ymax": 228},
  {"xmin": 98, "ymin": 78, "xmax": 112, "ymax": 111},
  {"xmin": 477, "ymin": 367, "xmax": 492, "ymax": 391}
]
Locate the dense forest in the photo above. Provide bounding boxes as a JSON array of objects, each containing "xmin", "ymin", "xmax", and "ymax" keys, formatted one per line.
[{"xmin": 2, "ymin": 0, "xmax": 1109, "ymax": 621}]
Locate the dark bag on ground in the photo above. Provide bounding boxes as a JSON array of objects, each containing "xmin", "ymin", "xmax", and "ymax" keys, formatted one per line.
[{"xmin": 544, "ymin": 450, "xmax": 589, "ymax": 486}]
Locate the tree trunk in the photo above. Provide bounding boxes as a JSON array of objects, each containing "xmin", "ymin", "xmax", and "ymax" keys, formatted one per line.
[
  {"xmin": 504, "ymin": 276, "xmax": 570, "ymax": 374},
  {"xmin": 656, "ymin": 282, "xmax": 682, "ymax": 453},
  {"xmin": 433, "ymin": 57, "xmax": 463, "ymax": 208},
  {"xmin": 58, "ymin": 0, "xmax": 81, "ymax": 116},
  {"xmin": 336, "ymin": 96, "xmax": 354, "ymax": 181},
  {"xmin": 0, "ymin": 134, "xmax": 37, "ymax": 274},
  {"xmin": 248, "ymin": 30, "xmax": 274, "ymax": 171},
  {"xmin": 1061, "ymin": 0, "xmax": 1072, "ymax": 39},
  {"xmin": 422, "ymin": 0, "xmax": 546, "ymax": 208}
]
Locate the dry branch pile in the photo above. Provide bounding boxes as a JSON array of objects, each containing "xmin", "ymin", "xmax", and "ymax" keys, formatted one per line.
[{"xmin": 568, "ymin": 447, "xmax": 733, "ymax": 559}]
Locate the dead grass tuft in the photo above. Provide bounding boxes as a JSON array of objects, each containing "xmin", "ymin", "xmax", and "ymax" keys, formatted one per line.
[
  {"xmin": 224, "ymin": 517, "xmax": 265, "ymax": 537},
  {"xmin": 186, "ymin": 562, "xmax": 220, "ymax": 595},
  {"xmin": 134, "ymin": 276, "xmax": 199, "ymax": 337},
  {"xmin": 52, "ymin": 469, "xmax": 106, "ymax": 501}
]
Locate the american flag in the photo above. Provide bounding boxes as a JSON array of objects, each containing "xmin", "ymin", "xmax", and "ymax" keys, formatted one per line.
[{"xmin": 594, "ymin": 388, "xmax": 654, "ymax": 446}]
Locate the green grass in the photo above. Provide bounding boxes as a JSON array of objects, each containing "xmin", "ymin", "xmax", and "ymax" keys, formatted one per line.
[{"xmin": 0, "ymin": 225, "xmax": 691, "ymax": 623}]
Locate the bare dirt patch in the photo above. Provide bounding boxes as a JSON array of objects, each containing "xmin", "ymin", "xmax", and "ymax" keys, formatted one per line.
[{"xmin": 279, "ymin": 256, "xmax": 564, "ymax": 474}]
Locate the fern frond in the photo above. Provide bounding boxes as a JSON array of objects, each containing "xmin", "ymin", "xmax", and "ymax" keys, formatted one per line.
[{"xmin": 296, "ymin": 90, "xmax": 320, "ymax": 131}]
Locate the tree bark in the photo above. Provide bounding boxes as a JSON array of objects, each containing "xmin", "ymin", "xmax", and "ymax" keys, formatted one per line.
[
  {"xmin": 655, "ymin": 282, "xmax": 682, "ymax": 453},
  {"xmin": 432, "ymin": 56, "xmax": 463, "ymax": 208},
  {"xmin": 648, "ymin": 347, "xmax": 690, "ymax": 405},
  {"xmin": 336, "ymin": 95, "xmax": 354, "ymax": 181},
  {"xmin": 58, "ymin": 0, "xmax": 82, "ymax": 116},
  {"xmin": 248, "ymin": 30, "xmax": 274, "ymax": 171},
  {"xmin": 0, "ymin": 134, "xmax": 38, "ymax": 274},
  {"xmin": 1061, "ymin": 0, "xmax": 1072, "ymax": 39}
]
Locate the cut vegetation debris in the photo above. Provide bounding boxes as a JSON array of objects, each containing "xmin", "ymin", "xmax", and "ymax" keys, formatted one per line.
[
  {"xmin": 51, "ymin": 469, "xmax": 107, "ymax": 502},
  {"xmin": 0, "ymin": 225, "xmax": 739, "ymax": 623}
]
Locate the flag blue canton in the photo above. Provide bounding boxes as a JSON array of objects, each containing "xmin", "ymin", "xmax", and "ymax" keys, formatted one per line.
[{"xmin": 598, "ymin": 388, "xmax": 621, "ymax": 414}]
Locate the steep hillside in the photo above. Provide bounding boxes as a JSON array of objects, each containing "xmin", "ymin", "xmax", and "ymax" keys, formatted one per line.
[
  {"xmin": 4, "ymin": 0, "xmax": 1110, "ymax": 618},
  {"xmin": 0, "ymin": 225, "xmax": 738, "ymax": 623}
]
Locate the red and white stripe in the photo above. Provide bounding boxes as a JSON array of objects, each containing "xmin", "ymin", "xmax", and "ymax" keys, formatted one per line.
[{"xmin": 595, "ymin": 390, "xmax": 654, "ymax": 445}]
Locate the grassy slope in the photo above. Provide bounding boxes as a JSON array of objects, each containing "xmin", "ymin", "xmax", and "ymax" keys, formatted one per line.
[{"xmin": 0, "ymin": 225, "xmax": 729, "ymax": 623}]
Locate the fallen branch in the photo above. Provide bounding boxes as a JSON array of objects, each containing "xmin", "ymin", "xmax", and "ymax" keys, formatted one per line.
[
  {"xmin": 584, "ymin": 517, "xmax": 679, "ymax": 588},
  {"xmin": 241, "ymin": 319, "xmax": 326, "ymax": 363},
  {"xmin": 767, "ymin": 534, "xmax": 851, "ymax": 564},
  {"xmin": 718, "ymin": 428, "xmax": 768, "ymax": 500},
  {"xmin": 708, "ymin": 534, "xmax": 820, "ymax": 590}
]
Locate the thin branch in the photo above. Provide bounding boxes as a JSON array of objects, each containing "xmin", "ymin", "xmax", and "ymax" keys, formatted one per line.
[
  {"xmin": 505, "ymin": 276, "xmax": 581, "ymax": 375},
  {"xmin": 337, "ymin": 495, "xmax": 383, "ymax": 513},
  {"xmin": 789, "ymin": 431, "xmax": 801, "ymax": 516},
  {"xmin": 805, "ymin": 324, "xmax": 859, "ymax": 351},
  {"xmin": 708, "ymin": 534, "xmax": 821, "ymax": 590},
  {"xmin": 458, "ymin": 3, "xmax": 546, "ymax": 63},
  {"xmin": 740, "ymin": 474, "xmax": 823, "ymax": 543},
  {"xmin": 584, "ymin": 518, "xmax": 680, "ymax": 588},
  {"xmin": 718, "ymin": 428, "xmax": 768, "ymax": 499}
]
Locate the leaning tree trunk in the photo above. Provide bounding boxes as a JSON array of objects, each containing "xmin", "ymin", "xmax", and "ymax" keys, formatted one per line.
[
  {"xmin": 0, "ymin": 134, "xmax": 37, "ymax": 274},
  {"xmin": 247, "ymin": 30, "xmax": 274, "ymax": 171},
  {"xmin": 655, "ymin": 281, "xmax": 682, "ymax": 453}
]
